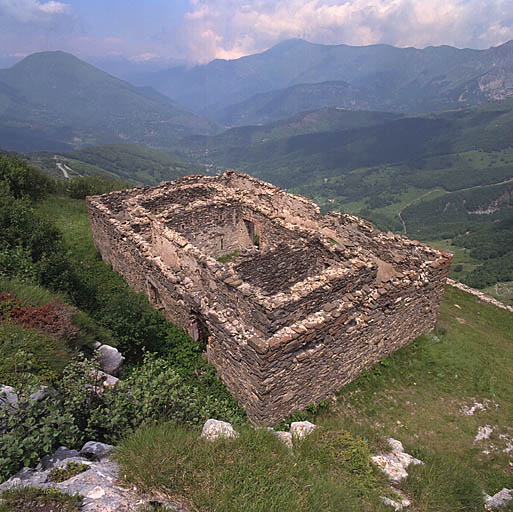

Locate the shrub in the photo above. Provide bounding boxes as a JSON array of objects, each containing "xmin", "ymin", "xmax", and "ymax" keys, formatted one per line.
[
  {"xmin": 0, "ymin": 388, "xmax": 81, "ymax": 480},
  {"xmin": 0, "ymin": 154, "xmax": 55, "ymax": 201},
  {"xmin": 89, "ymin": 353, "xmax": 245, "ymax": 443}
]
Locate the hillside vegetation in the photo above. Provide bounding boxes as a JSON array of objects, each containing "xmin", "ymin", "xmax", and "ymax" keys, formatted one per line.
[
  {"xmin": 0, "ymin": 154, "xmax": 243, "ymax": 480},
  {"xmin": 181, "ymin": 100, "xmax": 513, "ymax": 296},
  {"xmin": 0, "ymin": 51, "xmax": 220, "ymax": 152},
  {"xmin": 1, "ymin": 154, "xmax": 512, "ymax": 511},
  {"xmin": 23, "ymin": 144, "xmax": 202, "ymax": 186}
]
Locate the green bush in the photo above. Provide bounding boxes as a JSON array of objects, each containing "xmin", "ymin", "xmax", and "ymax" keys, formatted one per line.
[
  {"xmin": 0, "ymin": 354, "xmax": 244, "ymax": 480},
  {"xmin": 89, "ymin": 353, "xmax": 245, "ymax": 443},
  {"xmin": 0, "ymin": 154, "xmax": 55, "ymax": 201},
  {"xmin": 0, "ymin": 389, "xmax": 81, "ymax": 480}
]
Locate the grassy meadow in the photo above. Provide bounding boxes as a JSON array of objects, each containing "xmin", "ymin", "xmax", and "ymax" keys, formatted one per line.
[{"xmin": 117, "ymin": 285, "xmax": 513, "ymax": 512}]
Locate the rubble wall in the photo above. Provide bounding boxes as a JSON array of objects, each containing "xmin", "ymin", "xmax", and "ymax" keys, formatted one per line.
[{"xmin": 87, "ymin": 172, "xmax": 452, "ymax": 426}]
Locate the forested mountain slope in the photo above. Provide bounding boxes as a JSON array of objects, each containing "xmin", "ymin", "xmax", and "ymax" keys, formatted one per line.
[
  {"xmin": 137, "ymin": 39, "xmax": 513, "ymax": 124},
  {"xmin": 0, "ymin": 52, "xmax": 221, "ymax": 152}
]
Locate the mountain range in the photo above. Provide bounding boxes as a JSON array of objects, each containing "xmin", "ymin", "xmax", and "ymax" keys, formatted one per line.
[
  {"xmin": 0, "ymin": 51, "xmax": 220, "ymax": 152},
  {"xmin": 133, "ymin": 38, "xmax": 513, "ymax": 125}
]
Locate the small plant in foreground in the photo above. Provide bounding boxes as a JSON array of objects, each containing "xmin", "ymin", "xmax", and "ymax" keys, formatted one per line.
[
  {"xmin": 49, "ymin": 461, "xmax": 90, "ymax": 483},
  {"xmin": 0, "ymin": 487, "xmax": 82, "ymax": 512}
]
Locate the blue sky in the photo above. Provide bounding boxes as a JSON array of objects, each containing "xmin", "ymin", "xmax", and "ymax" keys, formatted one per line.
[{"xmin": 1, "ymin": 0, "xmax": 513, "ymax": 65}]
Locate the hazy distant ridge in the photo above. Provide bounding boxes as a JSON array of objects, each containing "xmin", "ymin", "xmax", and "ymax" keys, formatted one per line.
[{"xmin": 134, "ymin": 39, "xmax": 513, "ymax": 125}]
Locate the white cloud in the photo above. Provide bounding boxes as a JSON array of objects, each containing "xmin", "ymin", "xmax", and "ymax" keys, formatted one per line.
[
  {"xmin": 0, "ymin": 0, "xmax": 70, "ymax": 22},
  {"xmin": 129, "ymin": 52, "xmax": 159, "ymax": 62},
  {"xmin": 181, "ymin": 0, "xmax": 513, "ymax": 63}
]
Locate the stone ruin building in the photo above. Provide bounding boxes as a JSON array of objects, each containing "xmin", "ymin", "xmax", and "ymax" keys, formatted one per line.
[{"xmin": 87, "ymin": 171, "xmax": 452, "ymax": 425}]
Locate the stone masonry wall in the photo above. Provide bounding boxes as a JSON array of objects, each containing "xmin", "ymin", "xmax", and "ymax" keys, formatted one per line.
[{"xmin": 87, "ymin": 171, "xmax": 452, "ymax": 425}]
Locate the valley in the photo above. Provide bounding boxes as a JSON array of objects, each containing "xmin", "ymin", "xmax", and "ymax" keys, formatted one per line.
[{"xmin": 1, "ymin": 34, "xmax": 513, "ymax": 511}]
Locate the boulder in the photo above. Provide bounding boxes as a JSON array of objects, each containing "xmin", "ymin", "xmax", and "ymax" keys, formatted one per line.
[
  {"xmin": 201, "ymin": 419, "xmax": 238, "ymax": 441},
  {"xmin": 0, "ymin": 444, "xmax": 187, "ymax": 512},
  {"xmin": 79, "ymin": 441, "xmax": 114, "ymax": 461},
  {"xmin": 37, "ymin": 447, "xmax": 80, "ymax": 471},
  {"xmin": 0, "ymin": 385, "xmax": 17, "ymax": 410},
  {"xmin": 372, "ymin": 438, "xmax": 423, "ymax": 483},
  {"xmin": 484, "ymin": 488, "xmax": 512, "ymax": 510},
  {"xmin": 96, "ymin": 345, "xmax": 124, "ymax": 376},
  {"xmin": 290, "ymin": 421, "xmax": 317, "ymax": 440}
]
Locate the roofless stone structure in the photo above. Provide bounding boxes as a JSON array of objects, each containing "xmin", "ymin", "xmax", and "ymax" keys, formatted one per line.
[{"xmin": 87, "ymin": 171, "xmax": 452, "ymax": 425}]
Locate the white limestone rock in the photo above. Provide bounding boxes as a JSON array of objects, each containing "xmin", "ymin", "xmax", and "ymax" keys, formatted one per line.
[
  {"xmin": 96, "ymin": 345, "xmax": 124, "ymax": 376},
  {"xmin": 201, "ymin": 419, "xmax": 238, "ymax": 441},
  {"xmin": 372, "ymin": 438, "xmax": 424, "ymax": 483},
  {"xmin": 0, "ymin": 385, "xmax": 17, "ymax": 410},
  {"xmin": 290, "ymin": 421, "xmax": 317, "ymax": 440},
  {"xmin": 475, "ymin": 425, "xmax": 494, "ymax": 442},
  {"xmin": 484, "ymin": 488, "xmax": 512, "ymax": 510},
  {"xmin": 0, "ymin": 443, "xmax": 187, "ymax": 512},
  {"xmin": 381, "ymin": 494, "xmax": 411, "ymax": 510}
]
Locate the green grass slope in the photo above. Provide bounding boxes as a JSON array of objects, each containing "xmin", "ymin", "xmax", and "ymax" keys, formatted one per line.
[
  {"xmin": 24, "ymin": 144, "xmax": 202, "ymax": 186},
  {"xmin": 118, "ymin": 285, "xmax": 513, "ymax": 512}
]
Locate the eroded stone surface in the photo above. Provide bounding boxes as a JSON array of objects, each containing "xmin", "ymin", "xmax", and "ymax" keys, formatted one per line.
[
  {"xmin": 0, "ymin": 443, "xmax": 186, "ymax": 512},
  {"xmin": 484, "ymin": 488, "xmax": 513, "ymax": 510},
  {"xmin": 372, "ymin": 438, "xmax": 423, "ymax": 483},
  {"xmin": 87, "ymin": 170, "xmax": 451, "ymax": 425}
]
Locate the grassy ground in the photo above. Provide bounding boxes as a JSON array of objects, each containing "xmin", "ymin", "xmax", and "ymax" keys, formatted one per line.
[
  {"xmin": 483, "ymin": 281, "xmax": 513, "ymax": 308},
  {"xmin": 36, "ymin": 196, "xmax": 93, "ymax": 261},
  {"xmin": 118, "ymin": 285, "xmax": 513, "ymax": 511},
  {"xmin": 118, "ymin": 424, "xmax": 393, "ymax": 512},
  {"xmin": 33, "ymin": 194, "xmax": 513, "ymax": 510},
  {"xmin": 316, "ymin": 285, "xmax": 513, "ymax": 511}
]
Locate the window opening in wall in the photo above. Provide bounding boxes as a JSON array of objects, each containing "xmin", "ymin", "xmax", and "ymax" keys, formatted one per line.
[
  {"xmin": 147, "ymin": 279, "xmax": 163, "ymax": 309},
  {"xmin": 244, "ymin": 219, "xmax": 259, "ymax": 248},
  {"xmin": 189, "ymin": 311, "xmax": 209, "ymax": 349},
  {"xmin": 220, "ymin": 237, "xmax": 224, "ymax": 250}
]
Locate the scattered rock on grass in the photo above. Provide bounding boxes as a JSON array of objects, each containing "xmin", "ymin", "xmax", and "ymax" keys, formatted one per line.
[
  {"xmin": 475, "ymin": 425, "xmax": 494, "ymax": 442},
  {"xmin": 372, "ymin": 438, "xmax": 423, "ymax": 483},
  {"xmin": 290, "ymin": 421, "xmax": 316, "ymax": 440},
  {"xmin": 201, "ymin": 419, "xmax": 238, "ymax": 441},
  {"xmin": 484, "ymin": 488, "xmax": 512, "ymax": 510},
  {"xmin": 381, "ymin": 488, "xmax": 411, "ymax": 511}
]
